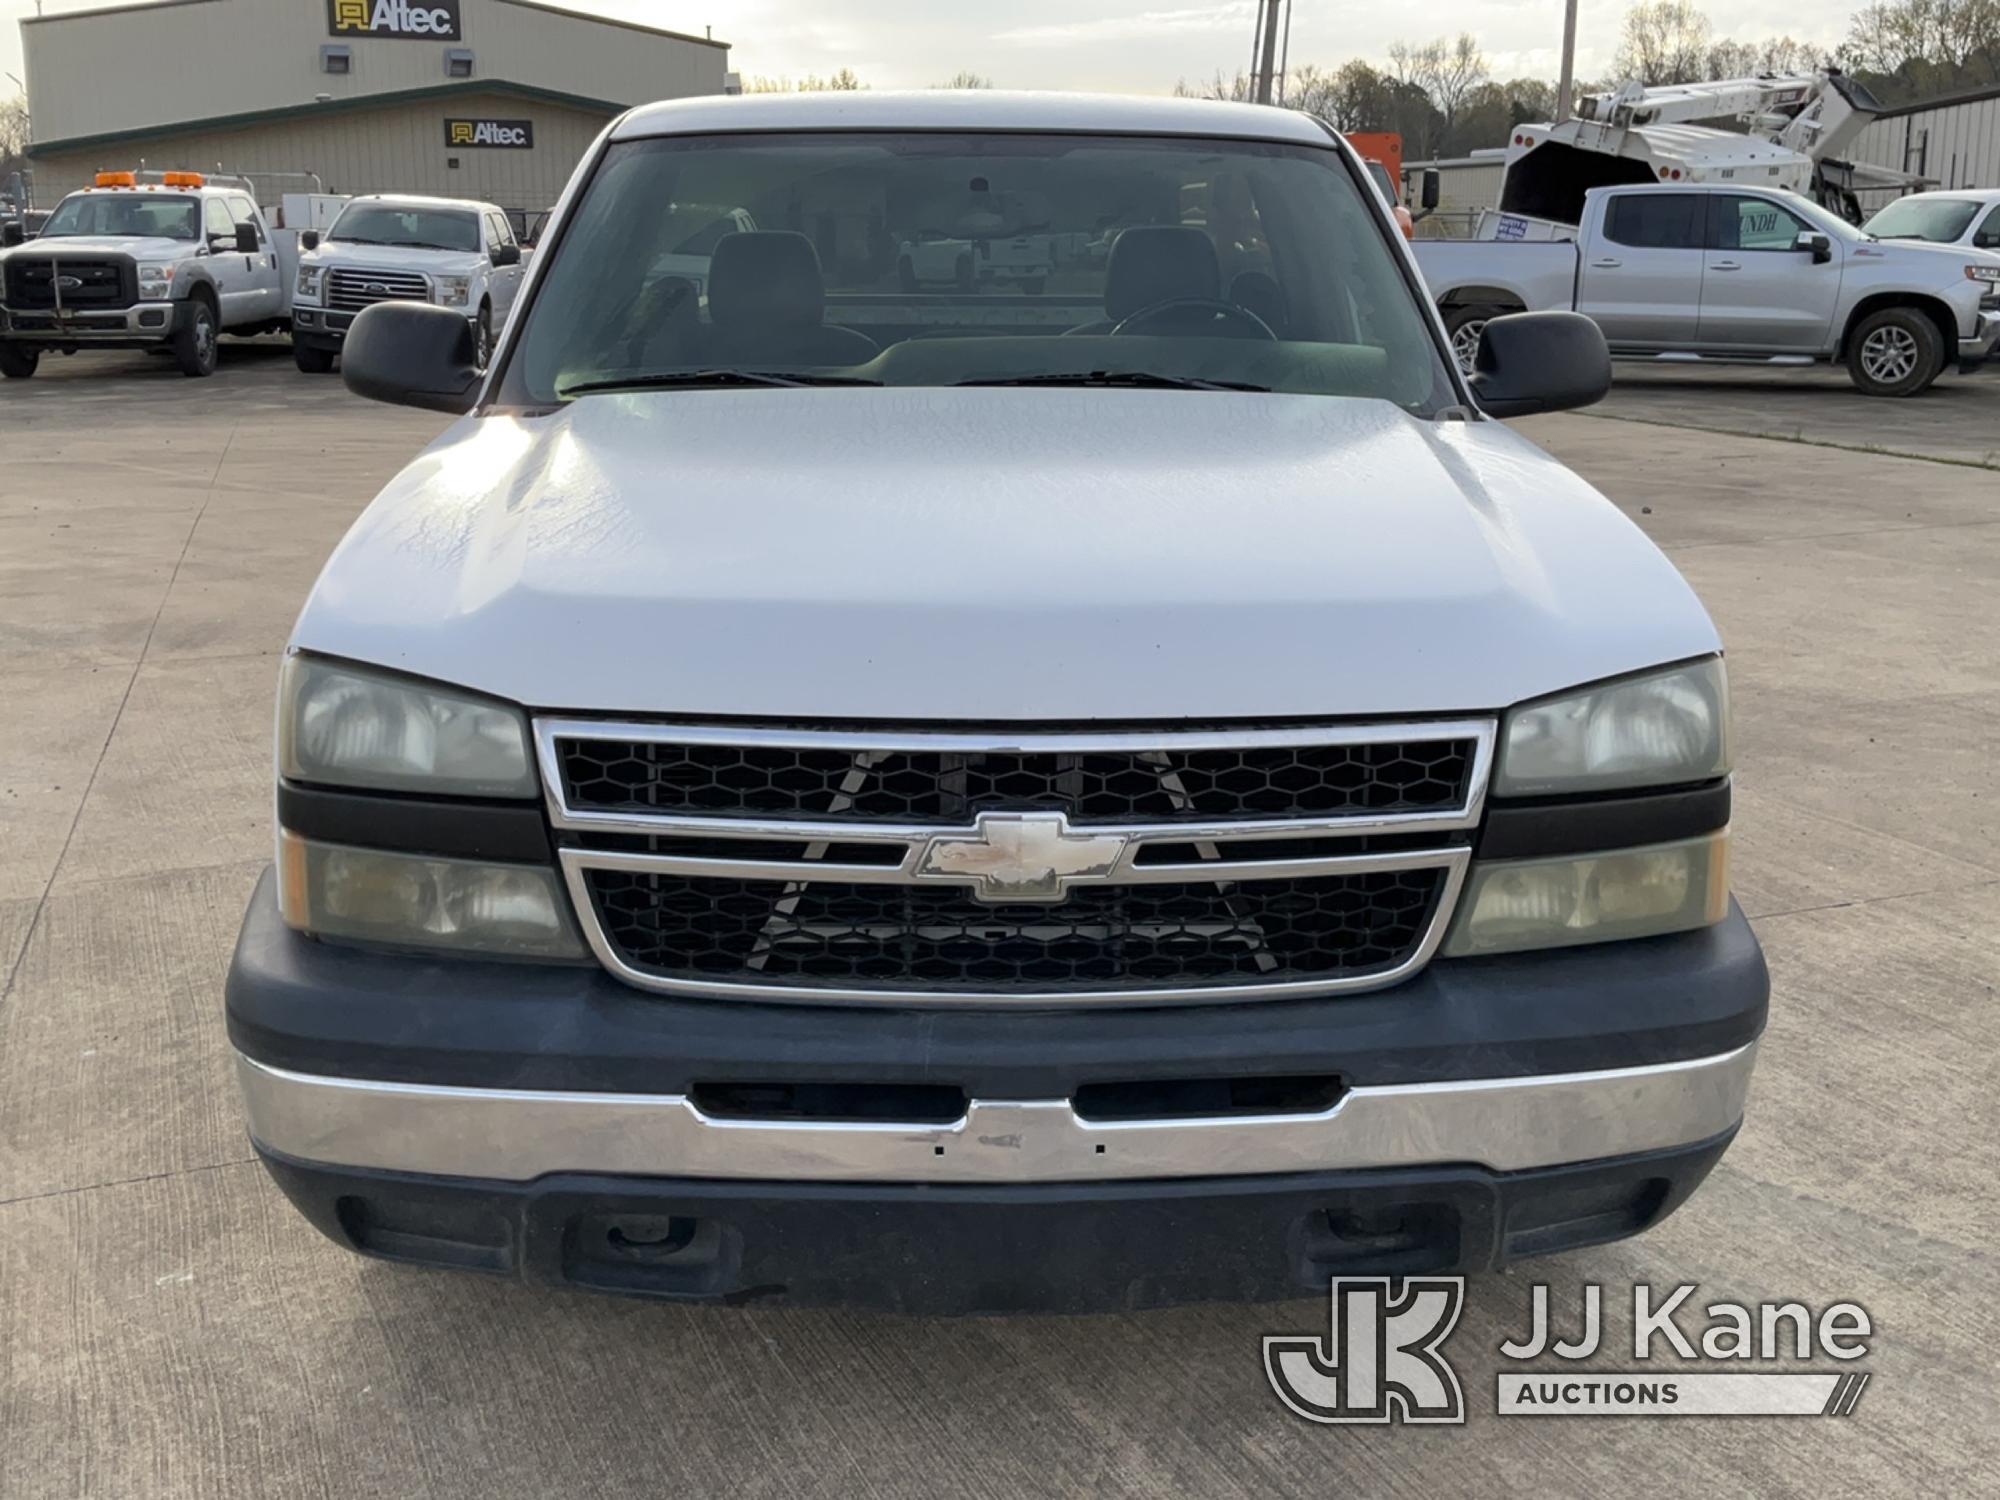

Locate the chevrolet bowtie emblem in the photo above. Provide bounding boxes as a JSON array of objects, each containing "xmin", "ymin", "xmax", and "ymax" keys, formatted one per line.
[{"xmin": 914, "ymin": 811, "xmax": 1130, "ymax": 904}]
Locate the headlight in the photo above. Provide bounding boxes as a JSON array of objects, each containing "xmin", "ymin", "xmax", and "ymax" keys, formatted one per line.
[
  {"xmin": 1443, "ymin": 833, "xmax": 1730, "ymax": 957},
  {"xmin": 279, "ymin": 833, "xmax": 583, "ymax": 959},
  {"xmin": 435, "ymin": 274, "xmax": 472, "ymax": 308},
  {"xmin": 1966, "ymin": 264, "xmax": 2000, "ymax": 285},
  {"xmin": 297, "ymin": 264, "xmax": 324, "ymax": 300},
  {"xmin": 1494, "ymin": 658, "xmax": 1729, "ymax": 797},
  {"xmin": 137, "ymin": 263, "xmax": 176, "ymax": 301},
  {"xmin": 279, "ymin": 655, "xmax": 537, "ymax": 797}
]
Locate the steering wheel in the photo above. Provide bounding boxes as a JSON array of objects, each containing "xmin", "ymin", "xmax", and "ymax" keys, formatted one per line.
[{"xmin": 1109, "ymin": 297, "xmax": 1276, "ymax": 340}]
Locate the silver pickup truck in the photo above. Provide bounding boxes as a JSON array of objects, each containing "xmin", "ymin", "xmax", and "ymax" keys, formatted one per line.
[{"xmin": 1415, "ymin": 183, "xmax": 2000, "ymax": 396}]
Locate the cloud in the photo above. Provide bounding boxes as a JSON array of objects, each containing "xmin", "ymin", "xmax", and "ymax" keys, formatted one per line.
[{"xmin": 994, "ymin": 3, "xmax": 1257, "ymax": 47}]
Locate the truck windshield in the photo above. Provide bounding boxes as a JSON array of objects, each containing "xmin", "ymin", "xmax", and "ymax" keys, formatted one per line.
[
  {"xmin": 40, "ymin": 193, "xmax": 199, "ymax": 240},
  {"xmin": 501, "ymin": 131, "xmax": 1457, "ymax": 413},
  {"xmin": 1861, "ymin": 197, "xmax": 1982, "ymax": 243},
  {"xmin": 327, "ymin": 204, "xmax": 480, "ymax": 252}
]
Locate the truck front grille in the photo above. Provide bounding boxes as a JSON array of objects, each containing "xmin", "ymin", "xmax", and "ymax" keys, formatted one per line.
[
  {"xmin": 585, "ymin": 868, "xmax": 1447, "ymax": 993},
  {"xmin": 539, "ymin": 718, "xmax": 1494, "ymax": 1006},
  {"xmin": 558, "ymin": 735, "xmax": 1476, "ymax": 824},
  {"xmin": 4, "ymin": 256, "xmax": 135, "ymax": 310},
  {"xmin": 326, "ymin": 268, "xmax": 431, "ymax": 312}
]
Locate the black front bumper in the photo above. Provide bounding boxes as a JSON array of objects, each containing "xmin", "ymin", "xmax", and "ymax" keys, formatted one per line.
[
  {"xmin": 259, "ymin": 1129, "xmax": 1736, "ymax": 1314},
  {"xmin": 227, "ymin": 869, "xmax": 1767, "ymax": 1096}
]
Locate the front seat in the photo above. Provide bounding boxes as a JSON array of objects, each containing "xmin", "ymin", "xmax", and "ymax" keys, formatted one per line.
[
  {"xmin": 701, "ymin": 231, "xmax": 879, "ymax": 366},
  {"xmin": 1066, "ymin": 225, "xmax": 1222, "ymax": 336}
]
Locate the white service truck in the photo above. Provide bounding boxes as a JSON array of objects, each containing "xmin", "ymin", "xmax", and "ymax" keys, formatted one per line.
[
  {"xmin": 0, "ymin": 169, "xmax": 292, "ymax": 378},
  {"xmin": 290, "ymin": 194, "xmax": 526, "ymax": 373}
]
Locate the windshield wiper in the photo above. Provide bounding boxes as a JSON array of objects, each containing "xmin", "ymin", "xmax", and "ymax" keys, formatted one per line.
[
  {"xmin": 558, "ymin": 369, "xmax": 882, "ymax": 396},
  {"xmin": 955, "ymin": 370, "xmax": 1269, "ymax": 392}
]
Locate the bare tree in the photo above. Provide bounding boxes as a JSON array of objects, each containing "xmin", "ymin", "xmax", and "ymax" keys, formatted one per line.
[
  {"xmin": 744, "ymin": 68, "xmax": 868, "ymax": 93},
  {"xmin": 1386, "ymin": 34, "xmax": 1488, "ymax": 140},
  {"xmin": 1845, "ymin": 0, "xmax": 2000, "ymax": 77},
  {"xmin": 936, "ymin": 70, "xmax": 994, "ymax": 89},
  {"xmin": 1615, "ymin": 1, "xmax": 1715, "ymax": 85},
  {"xmin": 1707, "ymin": 33, "xmax": 1827, "ymax": 78},
  {"xmin": 1173, "ymin": 70, "xmax": 1253, "ymax": 100}
]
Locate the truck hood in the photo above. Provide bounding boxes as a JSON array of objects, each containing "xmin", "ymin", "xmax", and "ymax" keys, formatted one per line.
[
  {"xmin": 293, "ymin": 390, "xmax": 1720, "ymax": 720},
  {"xmin": 0, "ymin": 235, "xmax": 186, "ymax": 260},
  {"xmin": 302, "ymin": 242, "xmax": 484, "ymax": 277}
]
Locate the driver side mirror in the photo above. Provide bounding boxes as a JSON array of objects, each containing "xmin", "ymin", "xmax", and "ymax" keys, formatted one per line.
[
  {"xmin": 234, "ymin": 221, "xmax": 260, "ymax": 254},
  {"xmin": 301, "ymin": 229, "xmax": 320, "ymax": 252},
  {"xmin": 1419, "ymin": 169, "xmax": 1441, "ymax": 213},
  {"xmin": 490, "ymin": 242, "xmax": 521, "ymax": 268},
  {"xmin": 1796, "ymin": 230, "xmax": 1832, "ymax": 264},
  {"xmin": 342, "ymin": 301, "xmax": 482, "ymax": 414},
  {"xmin": 1466, "ymin": 310, "xmax": 1611, "ymax": 419},
  {"xmin": 0, "ymin": 221, "xmax": 21, "ymax": 249}
]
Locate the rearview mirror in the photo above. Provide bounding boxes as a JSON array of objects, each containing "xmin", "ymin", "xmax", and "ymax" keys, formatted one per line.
[
  {"xmin": 234, "ymin": 221, "xmax": 259, "ymax": 254},
  {"xmin": 0, "ymin": 221, "xmax": 21, "ymax": 249},
  {"xmin": 342, "ymin": 301, "xmax": 482, "ymax": 414},
  {"xmin": 490, "ymin": 243, "xmax": 521, "ymax": 268},
  {"xmin": 1466, "ymin": 310, "xmax": 1611, "ymax": 419},
  {"xmin": 301, "ymin": 229, "xmax": 320, "ymax": 252},
  {"xmin": 1420, "ymin": 169, "xmax": 1441, "ymax": 213},
  {"xmin": 1796, "ymin": 230, "xmax": 1832, "ymax": 263}
]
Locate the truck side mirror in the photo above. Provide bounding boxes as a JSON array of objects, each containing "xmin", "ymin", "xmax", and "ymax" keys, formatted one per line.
[
  {"xmin": 234, "ymin": 221, "xmax": 259, "ymax": 254},
  {"xmin": 1420, "ymin": 169, "xmax": 1441, "ymax": 212},
  {"xmin": 490, "ymin": 243, "xmax": 521, "ymax": 268},
  {"xmin": 0, "ymin": 222, "xmax": 21, "ymax": 249},
  {"xmin": 342, "ymin": 301, "xmax": 483, "ymax": 414},
  {"xmin": 301, "ymin": 230, "xmax": 320, "ymax": 252},
  {"xmin": 1466, "ymin": 310, "xmax": 1611, "ymax": 419},
  {"xmin": 1796, "ymin": 231, "xmax": 1832, "ymax": 264}
]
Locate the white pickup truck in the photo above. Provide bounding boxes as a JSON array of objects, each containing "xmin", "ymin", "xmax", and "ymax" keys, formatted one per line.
[
  {"xmin": 1415, "ymin": 183, "xmax": 2000, "ymax": 395},
  {"xmin": 290, "ymin": 194, "xmax": 525, "ymax": 373},
  {"xmin": 228, "ymin": 91, "xmax": 1766, "ymax": 1314}
]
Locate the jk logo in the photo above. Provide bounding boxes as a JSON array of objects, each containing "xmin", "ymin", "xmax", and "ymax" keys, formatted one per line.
[{"xmin": 1264, "ymin": 1278, "xmax": 1467, "ymax": 1424}]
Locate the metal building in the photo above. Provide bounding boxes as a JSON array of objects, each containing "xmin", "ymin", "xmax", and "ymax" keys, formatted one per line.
[
  {"xmin": 1845, "ymin": 82, "xmax": 2000, "ymax": 194},
  {"xmin": 22, "ymin": 0, "xmax": 730, "ymax": 217}
]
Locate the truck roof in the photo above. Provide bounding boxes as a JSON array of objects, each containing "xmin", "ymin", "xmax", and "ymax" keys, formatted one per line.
[
  {"xmin": 614, "ymin": 90, "xmax": 1335, "ymax": 145},
  {"xmin": 347, "ymin": 193, "xmax": 504, "ymax": 214}
]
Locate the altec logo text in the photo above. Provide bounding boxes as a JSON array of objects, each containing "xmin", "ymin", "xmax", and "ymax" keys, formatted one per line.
[
  {"xmin": 445, "ymin": 119, "xmax": 534, "ymax": 149},
  {"xmin": 329, "ymin": 0, "xmax": 463, "ymax": 41}
]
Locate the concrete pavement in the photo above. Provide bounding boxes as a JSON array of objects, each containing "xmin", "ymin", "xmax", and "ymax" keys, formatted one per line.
[{"xmin": 2, "ymin": 350, "xmax": 1996, "ymax": 1496}]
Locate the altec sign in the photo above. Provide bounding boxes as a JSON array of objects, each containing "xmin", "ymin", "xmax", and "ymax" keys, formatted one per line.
[
  {"xmin": 328, "ymin": 0, "xmax": 464, "ymax": 41},
  {"xmin": 446, "ymin": 118, "xmax": 535, "ymax": 149}
]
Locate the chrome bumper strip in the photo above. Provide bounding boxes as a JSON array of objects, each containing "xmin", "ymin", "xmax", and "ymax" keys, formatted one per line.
[{"xmin": 236, "ymin": 1042, "xmax": 1757, "ymax": 1185}]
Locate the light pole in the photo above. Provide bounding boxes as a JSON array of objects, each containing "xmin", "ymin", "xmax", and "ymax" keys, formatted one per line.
[{"xmin": 1556, "ymin": 0, "xmax": 1579, "ymax": 121}]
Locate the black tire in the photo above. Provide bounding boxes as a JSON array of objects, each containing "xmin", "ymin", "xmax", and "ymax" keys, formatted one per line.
[
  {"xmin": 0, "ymin": 344, "xmax": 38, "ymax": 379},
  {"xmin": 474, "ymin": 304, "xmax": 494, "ymax": 370},
  {"xmin": 172, "ymin": 297, "xmax": 219, "ymax": 377},
  {"xmin": 897, "ymin": 256, "xmax": 918, "ymax": 292},
  {"xmin": 293, "ymin": 340, "xmax": 336, "ymax": 374},
  {"xmin": 1442, "ymin": 302, "xmax": 1514, "ymax": 376},
  {"xmin": 1845, "ymin": 306, "xmax": 1943, "ymax": 397}
]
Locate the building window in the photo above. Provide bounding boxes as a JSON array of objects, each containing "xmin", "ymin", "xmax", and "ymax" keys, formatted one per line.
[
  {"xmin": 446, "ymin": 49, "xmax": 474, "ymax": 79},
  {"xmin": 446, "ymin": 158, "xmax": 461, "ymax": 170},
  {"xmin": 321, "ymin": 45, "xmax": 351, "ymax": 76}
]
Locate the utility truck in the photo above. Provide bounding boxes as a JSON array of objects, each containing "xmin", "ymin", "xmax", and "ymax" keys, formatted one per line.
[{"xmin": 0, "ymin": 169, "xmax": 292, "ymax": 378}]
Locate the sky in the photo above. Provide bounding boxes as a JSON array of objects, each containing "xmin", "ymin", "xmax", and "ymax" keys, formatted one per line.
[{"xmin": 0, "ymin": 0, "xmax": 1861, "ymax": 103}]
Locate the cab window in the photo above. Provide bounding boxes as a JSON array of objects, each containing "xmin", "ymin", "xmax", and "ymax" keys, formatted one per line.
[
  {"xmin": 204, "ymin": 198, "xmax": 236, "ymax": 241},
  {"xmin": 1707, "ymin": 195, "xmax": 1811, "ymax": 252},
  {"xmin": 227, "ymin": 196, "xmax": 264, "ymax": 244},
  {"xmin": 1602, "ymin": 193, "xmax": 1703, "ymax": 250},
  {"xmin": 1977, "ymin": 206, "xmax": 2000, "ymax": 250}
]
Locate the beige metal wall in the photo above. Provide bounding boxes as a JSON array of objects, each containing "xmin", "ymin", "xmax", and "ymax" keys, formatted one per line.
[
  {"xmin": 29, "ymin": 91, "xmax": 615, "ymax": 212},
  {"xmin": 25, "ymin": 0, "xmax": 726, "ymax": 147},
  {"xmin": 1846, "ymin": 91, "xmax": 2000, "ymax": 193}
]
